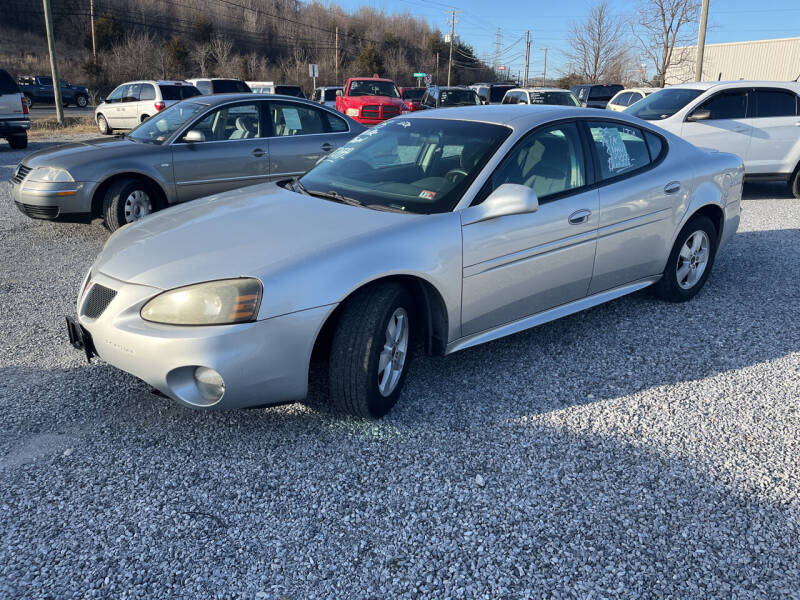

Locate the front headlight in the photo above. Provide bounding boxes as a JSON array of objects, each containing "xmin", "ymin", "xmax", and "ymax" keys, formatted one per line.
[
  {"xmin": 345, "ymin": 108, "xmax": 360, "ymax": 117},
  {"xmin": 27, "ymin": 166, "xmax": 74, "ymax": 183},
  {"xmin": 140, "ymin": 278, "xmax": 263, "ymax": 325}
]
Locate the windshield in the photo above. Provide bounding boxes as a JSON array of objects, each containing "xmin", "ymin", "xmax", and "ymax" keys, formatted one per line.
[
  {"xmin": 348, "ymin": 80, "xmax": 400, "ymax": 98},
  {"xmin": 530, "ymin": 91, "xmax": 580, "ymax": 106},
  {"xmin": 402, "ymin": 88, "xmax": 425, "ymax": 100},
  {"xmin": 299, "ymin": 118, "xmax": 510, "ymax": 214},
  {"xmin": 625, "ymin": 88, "xmax": 704, "ymax": 120},
  {"xmin": 212, "ymin": 80, "xmax": 251, "ymax": 93},
  {"xmin": 159, "ymin": 85, "xmax": 201, "ymax": 100},
  {"xmin": 439, "ymin": 89, "xmax": 480, "ymax": 106},
  {"xmin": 323, "ymin": 88, "xmax": 341, "ymax": 101},
  {"xmin": 490, "ymin": 86, "xmax": 513, "ymax": 103},
  {"xmin": 127, "ymin": 101, "xmax": 207, "ymax": 143},
  {"xmin": 275, "ymin": 85, "xmax": 304, "ymax": 98}
]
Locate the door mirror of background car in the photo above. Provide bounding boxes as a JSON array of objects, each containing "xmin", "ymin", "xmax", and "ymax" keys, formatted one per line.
[
  {"xmin": 687, "ymin": 109, "xmax": 711, "ymax": 122},
  {"xmin": 184, "ymin": 130, "xmax": 206, "ymax": 143},
  {"xmin": 461, "ymin": 183, "xmax": 539, "ymax": 225}
]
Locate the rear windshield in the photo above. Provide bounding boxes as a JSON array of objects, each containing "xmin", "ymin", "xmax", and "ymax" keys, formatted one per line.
[
  {"xmin": 490, "ymin": 86, "xmax": 514, "ymax": 103},
  {"xmin": 159, "ymin": 85, "xmax": 201, "ymax": 100},
  {"xmin": 588, "ymin": 85, "xmax": 622, "ymax": 100},
  {"xmin": 0, "ymin": 69, "xmax": 19, "ymax": 94},
  {"xmin": 440, "ymin": 89, "xmax": 480, "ymax": 106},
  {"xmin": 530, "ymin": 91, "xmax": 580, "ymax": 106},
  {"xmin": 212, "ymin": 80, "xmax": 251, "ymax": 93},
  {"xmin": 275, "ymin": 85, "xmax": 305, "ymax": 98},
  {"xmin": 625, "ymin": 88, "xmax": 704, "ymax": 120},
  {"xmin": 402, "ymin": 88, "xmax": 425, "ymax": 100}
]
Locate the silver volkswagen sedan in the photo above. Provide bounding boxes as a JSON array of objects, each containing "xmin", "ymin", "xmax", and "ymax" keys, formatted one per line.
[
  {"xmin": 68, "ymin": 106, "xmax": 743, "ymax": 417},
  {"xmin": 10, "ymin": 94, "xmax": 364, "ymax": 230}
]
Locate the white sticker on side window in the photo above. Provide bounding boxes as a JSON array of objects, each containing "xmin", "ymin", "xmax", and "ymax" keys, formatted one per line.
[
  {"xmin": 600, "ymin": 127, "xmax": 631, "ymax": 172},
  {"xmin": 282, "ymin": 107, "xmax": 302, "ymax": 130}
]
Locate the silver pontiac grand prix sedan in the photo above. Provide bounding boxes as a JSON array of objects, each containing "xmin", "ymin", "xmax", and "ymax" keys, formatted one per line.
[{"xmin": 67, "ymin": 106, "xmax": 743, "ymax": 418}]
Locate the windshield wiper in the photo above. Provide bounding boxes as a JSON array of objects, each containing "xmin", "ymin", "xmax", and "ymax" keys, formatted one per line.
[
  {"xmin": 307, "ymin": 189, "xmax": 365, "ymax": 207},
  {"xmin": 291, "ymin": 177, "xmax": 310, "ymax": 195}
]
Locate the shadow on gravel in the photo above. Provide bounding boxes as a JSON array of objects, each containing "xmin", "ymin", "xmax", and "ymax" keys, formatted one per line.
[
  {"xmin": 1, "ymin": 363, "xmax": 798, "ymax": 597},
  {"xmin": 742, "ymin": 181, "xmax": 795, "ymax": 200}
]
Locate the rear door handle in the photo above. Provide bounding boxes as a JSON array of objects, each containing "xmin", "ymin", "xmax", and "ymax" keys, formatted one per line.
[
  {"xmin": 568, "ymin": 209, "xmax": 591, "ymax": 225},
  {"xmin": 664, "ymin": 181, "xmax": 681, "ymax": 194},
  {"xmin": 321, "ymin": 142, "xmax": 334, "ymax": 152},
  {"xmin": 252, "ymin": 148, "xmax": 266, "ymax": 157}
]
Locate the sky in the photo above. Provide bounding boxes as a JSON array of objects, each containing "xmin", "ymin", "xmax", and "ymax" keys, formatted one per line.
[{"xmin": 326, "ymin": 0, "xmax": 800, "ymax": 80}]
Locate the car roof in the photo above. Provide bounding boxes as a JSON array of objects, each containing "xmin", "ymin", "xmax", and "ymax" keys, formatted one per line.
[
  {"xmin": 667, "ymin": 80, "xmax": 800, "ymax": 91},
  {"xmin": 512, "ymin": 87, "xmax": 572, "ymax": 93},
  {"xmin": 188, "ymin": 93, "xmax": 324, "ymax": 106},
  {"xmin": 121, "ymin": 80, "xmax": 194, "ymax": 86},
  {"xmin": 404, "ymin": 104, "xmax": 617, "ymax": 128}
]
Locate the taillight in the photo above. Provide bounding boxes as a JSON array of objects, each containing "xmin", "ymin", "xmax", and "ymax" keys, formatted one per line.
[
  {"xmin": 154, "ymin": 101, "xmax": 166, "ymax": 111},
  {"xmin": 21, "ymin": 97, "xmax": 29, "ymax": 114}
]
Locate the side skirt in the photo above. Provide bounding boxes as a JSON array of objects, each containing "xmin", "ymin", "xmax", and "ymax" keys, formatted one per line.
[{"xmin": 445, "ymin": 276, "xmax": 660, "ymax": 355}]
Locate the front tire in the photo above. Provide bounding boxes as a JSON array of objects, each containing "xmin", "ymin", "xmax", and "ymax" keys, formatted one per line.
[
  {"xmin": 653, "ymin": 214, "xmax": 717, "ymax": 302},
  {"xmin": 8, "ymin": 134, "xmax": 27, "ymax": 150},
  {"xmin": 329, "ymin": 283, "xmax": 415, "ymax": 418},
  {"xmin": 75, "ymin": 94, "xmax": 88, "ymax": 108},
  {"xmin": 97, "ymin": 114, "xmax": 111, "ymax": 135},
  {"xmin": 790, "ymin": 165, "xmax": 800, "ymax": 199},
  {"xmin": 102, "ymin": 178, "xmax": 156, "ymax": 231}
]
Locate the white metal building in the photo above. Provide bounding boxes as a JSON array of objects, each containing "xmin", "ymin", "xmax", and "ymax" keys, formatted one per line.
[{"xmin": 665, "ymin": 37, "xmax": 800, "ymax": 84}]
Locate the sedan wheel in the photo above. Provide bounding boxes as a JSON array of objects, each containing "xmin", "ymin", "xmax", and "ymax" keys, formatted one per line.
[
  {"xmin": 653, "ymin": 214, "xmax": 717, "ymax": 302},
  {"xmin": 123, "ymin": 189, "xmax": 153, "ymax": 223},
  {"xmin": 103, "ymin": 178, "xmax": 157, "ymax": 231},
  {"xmin": 76, "ymin": 94, "xmax": 88, "ymax": 108},
  {"xmin": 329, "ymin": 283, "xmax": 415, "ymax": 418},
  {"xmin": 97, "ymin": 114, "xmax": 110, "ymax": 135}
]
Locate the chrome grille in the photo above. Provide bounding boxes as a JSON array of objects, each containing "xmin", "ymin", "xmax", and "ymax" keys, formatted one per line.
[
  {"xmin": 82, "ymin": 284, "xmax": 117, "ymax": 319},
  {"xmin": 12, "ymin": 164, "xmax": 31, "ymax": 184}
]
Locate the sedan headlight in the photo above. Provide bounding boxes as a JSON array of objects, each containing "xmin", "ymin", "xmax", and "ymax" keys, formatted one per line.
[
  {"xmin": 141, "ymin": 278, "xmax": 262, "ymax": 325},
  {"xmin": 27, "ymin": 166, "xmax": 74, "ymax": 182},
  {"xmin": 345, "ymin": 108, "xmax": 360, "ymax": 117}
]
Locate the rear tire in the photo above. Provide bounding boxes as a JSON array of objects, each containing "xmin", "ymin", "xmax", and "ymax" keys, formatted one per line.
[
  {"xmin": 8, "ymin": 134, "xmax": 27, "ymax": 150},
  {"xmin": 75, "ymin": 94, "xmax": 88, "ymax": 108},
  {"xmin": 328, "ymin": 283, "xmax": 415, "ymax": 418},
  {"xmin": 97, "ymin": 114, "xmax": 111, "ymax": 135},
  {"xmin": 652, "ymin": 214, "xmax": 717, "ymax": 303},
  {"xmin": 102, "ymin": 178, "xmax": 156, "ymax": 231},
  {"xmin": 790, "ymin": 165, "xmax": 800, "ymax": 199}
]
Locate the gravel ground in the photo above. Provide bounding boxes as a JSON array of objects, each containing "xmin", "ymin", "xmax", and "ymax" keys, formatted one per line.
[{"xmin": 1, "ymin": 137, "xmax": 799, "ymax": 599}]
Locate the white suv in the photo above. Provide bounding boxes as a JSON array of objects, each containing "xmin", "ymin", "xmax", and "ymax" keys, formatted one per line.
[
  {"xmin": 94, "ymin": 80, "xmax": 201, "ymax": 134},
  {"xmin": 0, "ymin": 68, "xmax": 29, "ymax": 149},
  {"xmin": 625, "ymin": 81, "xmax": 800, "ymax": 197}
]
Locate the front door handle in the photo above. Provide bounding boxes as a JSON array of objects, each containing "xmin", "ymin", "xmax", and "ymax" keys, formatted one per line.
[
  {"xmin": 321, "ymin": 142, "xmax": 334, "ymax": 152},
  {"xmin": 664, "ymin": 181, "xmax": 681, "ymax": 194},
  {"xmin": 568, "ymin": 209, "xmax": 591, "ymax": 225},
  {"xmin": 252, "ymin": 148, "xmax": 266, "ymax": 157}
]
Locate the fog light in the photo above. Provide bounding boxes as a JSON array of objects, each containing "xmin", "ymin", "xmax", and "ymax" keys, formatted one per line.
[{"xmin": 194, "ymin": 367, "xmax": 225, "ymax": 404}]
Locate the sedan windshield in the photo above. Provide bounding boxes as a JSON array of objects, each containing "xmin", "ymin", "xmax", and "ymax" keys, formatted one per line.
[
  {"xmin": 625, "ymin": 88, "xmax": 704, "ymax": 120},
  {"xmin": 439, "ymin": 89, "xmax": 480, "ymax": 106},
  {"xmin": 402, "ymin": 88, "xmax": 425, "ymax": 100},
  {"xmin": 530, "ymin": 91, "xmax": 580, "ymax": 106},
  {"xmin": 348, "ymin": 80, "xmax": 400, "ymax": 98},
  {"xmin": 299, "ymin": 118, "xmax": 511, "ymax": 214},
  {"xmin": 127, "ymin": 101, "xmax": 208, "ymax": 143}
]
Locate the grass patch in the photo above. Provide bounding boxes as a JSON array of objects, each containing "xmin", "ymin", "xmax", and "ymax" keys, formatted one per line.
[{"xmin": 29, "ymin": 116, "xmax": 98, "ymax": 138}]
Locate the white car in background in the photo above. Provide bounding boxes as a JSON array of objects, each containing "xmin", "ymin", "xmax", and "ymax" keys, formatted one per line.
[
  {"xmin": 501, "ymin": 87, "xmax": 581, "ymax": 106},
  {"xmin": 607, "ymin": 87, "xmax": 660, "ymax": 112},
  {"xmin": 94, "ymin": 80, "xmax": 201, "ymax": 134},
  {"xmin": 625, "ymin": 80, "xmax": 800, "ymax": 197}
]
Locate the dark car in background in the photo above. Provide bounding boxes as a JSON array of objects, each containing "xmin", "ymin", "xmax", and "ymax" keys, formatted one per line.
[
  {"xmin": 420, "ymin": 86, "xmax": 481, "ymax": 109},
  {"xmin": 470, "ymin": 82, "xmax": 516, "ymax": 105},
  {"xmin": 399, "ymin": 87, "xmax": 425, "ymax": 111},
  {"xmin": 570, "ymin": 84, "xmax": 623, "ymax": 109},
  {"xmin": 17, "ymin": 75, "xmax": 90, "ymax": 108}
]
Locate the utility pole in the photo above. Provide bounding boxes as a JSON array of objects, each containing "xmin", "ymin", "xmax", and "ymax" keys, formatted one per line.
[
  {"xmin": 335, "ymin": 27, "xmax": 339, "ymax": 84},
  {"xmin": 523, "ymin": 30, "xmax": 530, "ymax": 87},
  {"xmin": 435, "ymin": 52, "xmax": 439, "ymax": 84},
  {"xmin": 542, "ymin": 48, "xmax": 549, "ymax": 86},
  {"xmin": 89, "ymin": 0, "xmax": 97, "ymax": 62},
  {"xmin": 446, "ymin": 9, "xmax": 462, "ymax": 86},
  {"xmin": 695, "ymin": 0, "xmax": 710, "ymax": 82},
  {"xmin": 42, "ymin": 0, "xmax": 64, "ymax": 126}
]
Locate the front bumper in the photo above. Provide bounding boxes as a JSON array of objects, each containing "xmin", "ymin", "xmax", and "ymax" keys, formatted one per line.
[
  {"xmin": 75, "ymin": 271, "xmax": 335, "ymax": 409},
  {"xmin": 10, "ymin": 178, "xmax": 95, "ymax": 219}
]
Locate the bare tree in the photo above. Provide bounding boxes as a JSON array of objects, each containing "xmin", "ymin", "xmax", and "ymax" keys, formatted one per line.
[
  {"xmin": 631, "ymin": 0, "xmax": 700, "ymax": 86},
  {"xmin": 210, "ymin": 35, "xmax": 235, "ymax": 77},
  {"xmin": 567, "ymin": 0, "xmax": 627, "ymax": 83},
  {"xmin": 191, "ymin": 42, "xmax": 213, "ymax": 77}
]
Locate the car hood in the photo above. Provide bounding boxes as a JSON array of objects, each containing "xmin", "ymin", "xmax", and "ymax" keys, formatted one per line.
[
  {"xmin": 94, "ymin": 183, "xmax": 420, "ymax": 290},
  {"xmin": 23, "ymin": 138, "xmax": 162, "ymax": 171}
]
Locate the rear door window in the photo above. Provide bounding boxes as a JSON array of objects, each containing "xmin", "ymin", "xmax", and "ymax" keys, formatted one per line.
[
  {"xmin": 694, "ymin": 90, "xmax": 748, "ymax": 120},
  {"xmin": 196, "ymin": 81, "xmax": 212, "ymax": 95},
  {"xmin": 587, "ymin": 121, "xmax": 652, "ymax": 180},
  {"xmin": 269, "ymin": 102, "xmax": 327, "ymax": 136},
  {"xmin": 190, "ymin": 102, "xmax": 263, "ymax": 140},
  {"xmin": 753, "ymin": 89, "xmax": 798, "ymax": 118}
]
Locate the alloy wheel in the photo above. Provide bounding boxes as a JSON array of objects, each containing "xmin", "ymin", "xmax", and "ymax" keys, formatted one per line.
[
  {"xmin": 676, "ymin": 230, "xmax": 710, "ymax": 290},
  {"xmin": 377, "ymin": 307, "xmax": 409, "ymax": 397}
]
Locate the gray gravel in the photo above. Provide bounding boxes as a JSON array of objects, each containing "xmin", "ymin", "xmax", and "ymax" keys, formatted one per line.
[{"xmin": 1, "ymin": 136, "xmax": 799, "ymax": 599}]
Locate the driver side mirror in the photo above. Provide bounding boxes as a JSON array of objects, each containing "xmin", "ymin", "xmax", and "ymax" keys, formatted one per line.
[
  {"xmin": 461, "ymin": 183, "xmax": 539, "ymax": 225},
  {"xmin": 336, "ymin": 90, "xmax": 343, "ymax": 97},
  {"xmin": 183, "ymin": 130, "xmax": 205, "ymax": 143},
  {"xmin": 687, "ymin": 108, "xmax": 711, "ymax": 122}
]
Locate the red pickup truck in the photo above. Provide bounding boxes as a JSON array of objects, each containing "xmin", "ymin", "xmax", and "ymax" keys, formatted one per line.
[{"xmin": 335, "ymin": 77, "xmax": 408, "ymax": 125}]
